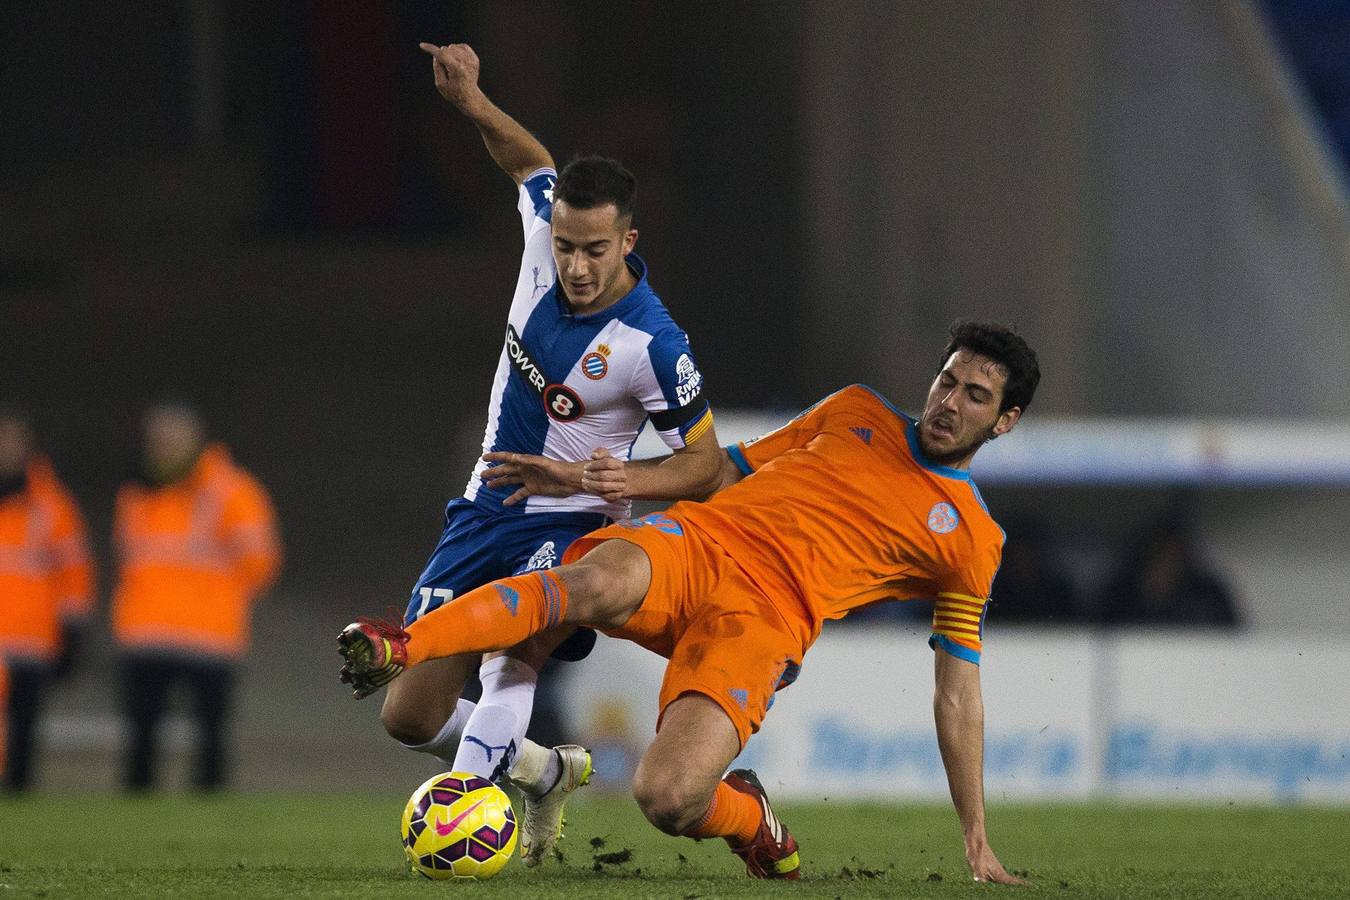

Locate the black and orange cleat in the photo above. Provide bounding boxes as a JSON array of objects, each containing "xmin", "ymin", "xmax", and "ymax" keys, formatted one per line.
[
  {"xmin": 337, "ymin": 614, "xmax": 410, "ymax": 699},
  {"xmin": 723, "ymin": 768, "xmax": 801, "ymax": 880}
]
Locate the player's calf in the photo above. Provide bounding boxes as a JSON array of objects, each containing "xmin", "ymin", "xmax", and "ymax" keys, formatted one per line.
[{"xmin": 379, "ymin": 655, "xmax": 477, "ymax": 745}]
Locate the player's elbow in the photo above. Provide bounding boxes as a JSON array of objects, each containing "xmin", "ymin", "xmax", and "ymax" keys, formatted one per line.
[
  {"xmin": 696, "ymin": 452, "xmax": 727, "ymax": 498},
  {"xmin": 700, "ymin": 451, "xmax": 741, "ymax": 499}
]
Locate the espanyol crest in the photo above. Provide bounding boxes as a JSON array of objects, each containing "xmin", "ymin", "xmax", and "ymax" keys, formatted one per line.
[{"xmin": 581, "ymin": 351, "xmax": 608, "ymax": 380}]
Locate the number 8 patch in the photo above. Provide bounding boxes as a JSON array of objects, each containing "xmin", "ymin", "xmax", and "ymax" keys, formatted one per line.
[{"xmin": 544, "ymin": 384, "xmax": 585, "ymax": 422}]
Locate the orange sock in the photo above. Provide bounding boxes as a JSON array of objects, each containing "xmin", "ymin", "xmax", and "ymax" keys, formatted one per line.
[
  {"xmin": 404, "ymin": 570, "xmax": 568, "ymax": 666},
  {"xmin": 686, "ymin": 781, "xmax": 763, "ymax": 846}
]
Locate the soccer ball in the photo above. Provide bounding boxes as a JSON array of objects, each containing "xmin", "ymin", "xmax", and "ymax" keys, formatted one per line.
[{"xmin": 400, "ymin": 771, "xmax": 518, "ymax": 880}]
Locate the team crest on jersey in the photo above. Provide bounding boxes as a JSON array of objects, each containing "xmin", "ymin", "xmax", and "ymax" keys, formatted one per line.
[
  {"xmin": 927, "ymin": 502, "xmax": 960, "ymax": 534},
  {"xmin": 581, "ymin": 346, "xmax": 609, "ymax": 380},
  {"xmin": 524, "ymin": 541, "xmax": 557, "ymax": 571},
  {"xmin": 675, "ymin": 353, "xmax": 703, "ymax": 405}
]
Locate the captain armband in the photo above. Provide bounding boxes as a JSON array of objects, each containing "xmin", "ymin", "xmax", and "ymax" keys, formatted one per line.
[
  {"xmin": 928, "ymin": 592, "xmax": 987, "ymax": 665},
  {"xmin": 650, "ymin": 396, "xmax": 712, "ymax": 446}
]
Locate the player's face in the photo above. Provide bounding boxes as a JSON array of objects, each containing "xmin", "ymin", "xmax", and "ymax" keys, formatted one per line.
[
  {"xmin": 551, "ymin": 201, "xmax": 638, "ymax": 313},
  {"xmin": 0, "ymin": 418, "xmax": 33, "ymax": 477},
  {"xmin": 142, "ymin": 408, "xmax": 204, "ymax": 477},
  {"xmin": 918, "ymin": 350, "xmax": 1021, "ymax": 468}
]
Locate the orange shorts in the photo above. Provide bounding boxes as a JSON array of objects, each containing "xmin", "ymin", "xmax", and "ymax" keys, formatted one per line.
[{"xmin": 563, "ymin": 511, "xmax": 810, "ymax": 748}]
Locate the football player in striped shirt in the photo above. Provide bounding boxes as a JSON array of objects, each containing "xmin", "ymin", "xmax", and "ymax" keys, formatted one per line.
[
  {"xmin": 353, "ymin": 41, "xmax": 724, "ymax": 863},
  {"xmin": 342, "ymin": 322, "xmax": 1040, "ymax": 883}
]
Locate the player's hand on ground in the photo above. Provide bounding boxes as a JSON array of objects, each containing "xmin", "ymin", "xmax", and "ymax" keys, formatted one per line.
[
  {"xmin": 481, "ymin": 452, "xmax": 584, "ymax": 505},
  {"xmin": 966, "ymin": 841, "xmax": 1027, "ymax": 886},
  {"xmin": 581, "ymin": 448, "xmax": 627, "ymax": 502},
  {"xmin": 418, "ymin": 41, "xmax": 481, "ymax": 109}
]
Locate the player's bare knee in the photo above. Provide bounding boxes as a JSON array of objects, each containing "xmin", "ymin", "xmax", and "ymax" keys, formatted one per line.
[
  {"xmin": 380, "ymin": 704, "xmax": 434, "ymax": 745},
  {"xmin": 632, "ymin": 781, "xmax": 689, "ymax": 835},
  {"xmin": 632, "ymin": 767, "xmax": 712, "ymax": 835},
  {"xmin": 380, "ymin": 688, "xmax": 447, "ymax": 746},
  {"xmin": 557, "ymin": 561, "xmax": 636, "ymax": 629}
]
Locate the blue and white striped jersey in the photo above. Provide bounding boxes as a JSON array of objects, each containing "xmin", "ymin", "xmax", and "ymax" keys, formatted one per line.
[{"xmin": 463, "ymin": 168, "xmax": 713, "ymax": 520}]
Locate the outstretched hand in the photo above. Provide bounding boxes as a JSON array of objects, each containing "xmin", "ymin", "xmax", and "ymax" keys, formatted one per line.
[
  {"xmin": 480, "ymin": 452, "xmax": 584, "ymax": 506},
  {"xmin": 418, "ymin": 41, "xmax": 481, "ymax": 109},
  {"xmin": 481, "ymin": 448, "xmax": 629, "ymax": 505},
  {"xmin": 966, "ymin": 842, "xmax": 1027, "ymax": 886}
]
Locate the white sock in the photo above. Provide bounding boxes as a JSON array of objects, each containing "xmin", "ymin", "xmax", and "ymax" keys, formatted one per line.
[
  {"xmin": 400, "ymin": 698, "xmax": 476, "ymax": 769},
  {"xmin": 452, "ymin": 656, "xmax": 537, "ymax": 782}
]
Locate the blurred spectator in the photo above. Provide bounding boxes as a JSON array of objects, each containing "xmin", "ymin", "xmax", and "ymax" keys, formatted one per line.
[
  {"xmin": 0, "ymin": 404, "xmax": 95, "ymax": 792},
  {"xmin": 989, "ymin": 516, "xmax": 1083, "ymax": 624},
  {"xmin": 111, "ymin": 402, "xmax": 282, "ymax": 791},
  {"xmin": 1097, "ymin": 502, "xmax": 1240, "ymax": 627},
  {"xmin": 0, "ymin": 657, "xmax": 7, "ymax": 777}
]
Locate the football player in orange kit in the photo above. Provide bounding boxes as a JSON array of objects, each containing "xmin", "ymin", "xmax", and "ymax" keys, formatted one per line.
[{"xmin": 340, "ymin": 321, "xmax": 1039, "ymax": 884}]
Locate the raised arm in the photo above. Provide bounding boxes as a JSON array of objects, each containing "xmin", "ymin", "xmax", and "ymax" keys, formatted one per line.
[
  {"xmin": 932, "ymin": 649, "xmax": 1025, "ymax": 885},
  {"xmin": 418, "ymin": 42, "xmax": 553, "ymax": 184}
]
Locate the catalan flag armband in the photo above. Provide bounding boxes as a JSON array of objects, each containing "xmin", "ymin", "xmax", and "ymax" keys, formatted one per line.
[
  {"xmin": 928, "ymin": 592, "xmax": 987, "ymax": 665},
  {"xmin": 680, "ymin": 406, "xmax": 715, "ymax": 446},
  {"xmin": 649, "ymin": 398, "xmax": 712, "ymax": 448}
]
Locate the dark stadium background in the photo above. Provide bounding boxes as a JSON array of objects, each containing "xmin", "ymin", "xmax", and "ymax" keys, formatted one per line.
[{"xmin": 3, "ymin": 0, "xmax": 1348, "ymax": 794}]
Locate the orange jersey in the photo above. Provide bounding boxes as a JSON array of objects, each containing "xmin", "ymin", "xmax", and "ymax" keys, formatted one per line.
[
  {"xmin": 112, "ymin": 444, "xmax": 282, "ymax": 658},
  {"xmin": 0, "ymin": 458, "xmax": 95, "ymax": 662},
  {"xmin": 672, "ymin": 384, "xmax": 1003, "ymax": 662}
]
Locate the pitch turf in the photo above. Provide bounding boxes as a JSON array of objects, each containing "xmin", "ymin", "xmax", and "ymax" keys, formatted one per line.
[{"xmin": 0, "ymin": 792, "xmax": 1346, "ymax": 898}]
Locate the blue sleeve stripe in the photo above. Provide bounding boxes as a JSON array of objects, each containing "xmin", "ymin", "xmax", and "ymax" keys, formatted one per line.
[
  {"xmin": 929, "ymin": 633, "xmax": 981, "ymax": 665},
  {"xmin": 726, "ymin": 444, "xmax": 753, "ymax": 476},
  {"xmin": 522, "ymin": 168, "xmax": 557, "ymax": 220}
]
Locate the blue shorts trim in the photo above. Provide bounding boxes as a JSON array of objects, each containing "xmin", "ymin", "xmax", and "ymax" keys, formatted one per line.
[{"xmin": 404, "ymin": 498, "xmax": 607, "ymax": 626}]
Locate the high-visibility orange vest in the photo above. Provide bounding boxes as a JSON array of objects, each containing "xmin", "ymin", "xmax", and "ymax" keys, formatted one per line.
[
  {"xmin": 111, "ymin": 444, "xmax": 282, "ymax": 658},
  {"xmin": 0, "ymin": 458, "xmax": 95, "ymax": 663}
]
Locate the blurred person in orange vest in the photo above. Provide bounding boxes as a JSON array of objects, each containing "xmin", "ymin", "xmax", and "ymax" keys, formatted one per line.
[
  {"xmin": 111, "ymin": 401, "xmax": 281, "ymax": 791},
  {"xmin": 0, "ymin": 403, "xmax": 95, "ymax": 792},
  {"xmin": 0, "ymin": 657, "xmax": 8, "ymax": 776}
]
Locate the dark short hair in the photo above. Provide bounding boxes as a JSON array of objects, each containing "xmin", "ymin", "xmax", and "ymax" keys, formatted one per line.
[
  {"xmin": 940, "ymin": 321, "xmax": 1041, "ymax": 413},
  {"xmin": 554, "ymin": 155, "xmax": 637, "ymax": 221}
]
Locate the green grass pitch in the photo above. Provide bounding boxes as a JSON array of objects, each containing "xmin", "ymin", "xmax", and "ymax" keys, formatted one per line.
[{"xmin": 1, "ymin": 792, "xmax": 1346, "ymax": 898}]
